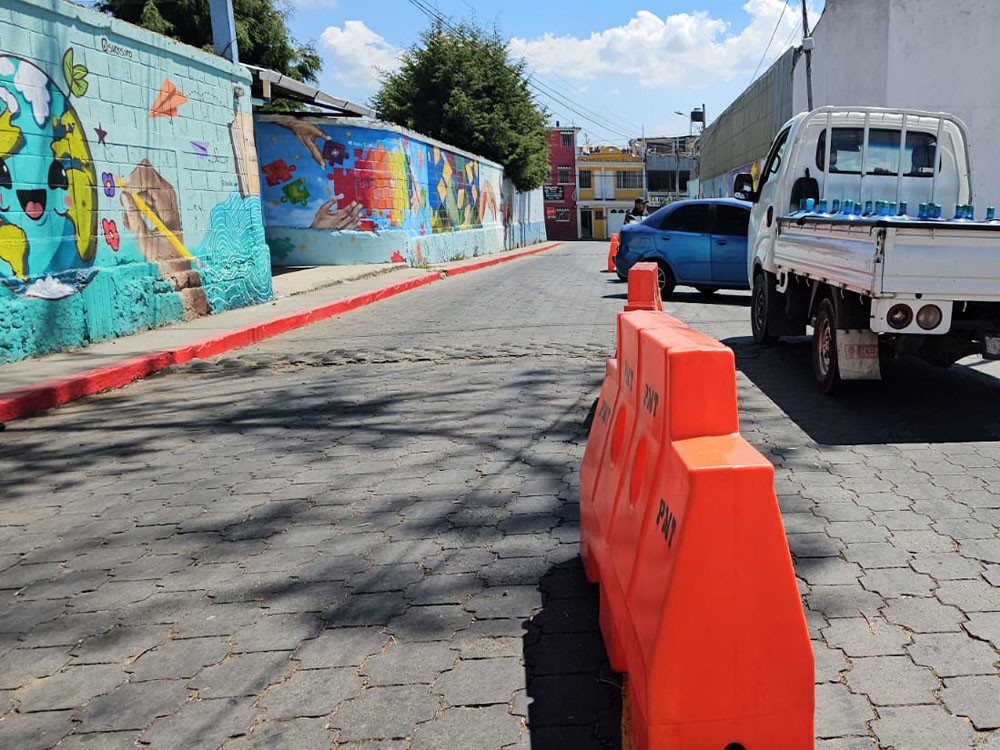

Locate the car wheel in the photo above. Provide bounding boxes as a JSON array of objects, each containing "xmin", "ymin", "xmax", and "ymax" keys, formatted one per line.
[
  {"xmin": 751, "ymin": 271, "xmax": 777, "ymax": 344},
  {"xmin": 615, "ymin": 269, "xmax": 628, "ymax": 282},
  {"xmin": 694, "ymin": 286, "xmax": 718, "ymax": 296},
  {"xmin": 655, "ymin": 261, "xmax": 676, "ymax": 299},
  {"xmin": 813, "ymin": 297, "xmax": 843, "ymax": 394}
]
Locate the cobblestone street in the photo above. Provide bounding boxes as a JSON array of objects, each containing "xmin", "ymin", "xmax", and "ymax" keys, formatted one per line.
[{"xmin": 1, "ymin": 242, "xmax": 999, "ymax": 749}]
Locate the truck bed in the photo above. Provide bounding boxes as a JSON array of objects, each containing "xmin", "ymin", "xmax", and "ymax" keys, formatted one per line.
[{"xmin": 775, "ymin": 215, "xmax": 1000, "ymax": 300}]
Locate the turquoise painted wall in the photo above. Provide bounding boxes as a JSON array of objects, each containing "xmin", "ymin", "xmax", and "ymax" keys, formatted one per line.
[
  {"xmin": 0, "ymin": 0, "xmax": 272, "ymax": 365},
  {"xmin": 256, "ymin": 116, "xmax": 545, "ymax": 266}
]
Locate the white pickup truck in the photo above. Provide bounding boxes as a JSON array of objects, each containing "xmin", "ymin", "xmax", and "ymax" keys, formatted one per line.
[{"xmin": 733, "ymin": 106, "xmax": 1000, "ymax": 393}]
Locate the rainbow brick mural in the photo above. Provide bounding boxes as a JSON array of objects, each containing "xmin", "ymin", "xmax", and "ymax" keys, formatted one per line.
[{"xmin": 255, "ymin": 116, "xmax": 519, "ymax": 267}]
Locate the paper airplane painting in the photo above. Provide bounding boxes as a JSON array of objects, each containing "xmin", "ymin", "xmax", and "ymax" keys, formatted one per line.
[
  {"xmin": 190, "ymin": 141, "xmax": 210, "ymax": 159},
  {"xmin": 150, "ymin": 79, "xmax": 188, "ymax": 118}
]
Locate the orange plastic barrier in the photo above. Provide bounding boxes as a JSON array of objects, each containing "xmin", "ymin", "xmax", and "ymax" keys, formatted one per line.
[
  {"xmin": 607, "ymin": 233, "xmax": 620, "ymax": 272},
  {"xmin": 625, "ymin": 262, "xmax": 663, "ymax": 312},
  {"xmin": 599, "ymin": 323, "xmax": 738, "ymax": 672},
  {"xmin": 580, "ymin": 314, "xmax": 814, "ymax": 748},
  {"xmin": 579, "ymin": 311, "xmax": 686, "ymax": 586},
  {"xmin": 624, "ymin": 435, "xmax": 814, "ymax": 749}
]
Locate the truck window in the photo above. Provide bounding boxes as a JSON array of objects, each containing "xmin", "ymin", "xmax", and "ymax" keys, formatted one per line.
[
  {"xmin": 757, "ymin": 127, "xmax": 790, "ymax": 193},
  {"xmin": 817, "ymin": 128, "xmax": 937, "ymax": 177}
]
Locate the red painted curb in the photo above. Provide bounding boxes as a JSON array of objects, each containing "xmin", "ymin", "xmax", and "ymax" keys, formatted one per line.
[
  {"xmin": 442, "ymin": 242, "xmax": 562, "ymax": 276},
  {"xmin": 0, "ymin": 243, "xmax": 563, "ymax": 423},
  {"xmin": 0, "ymin": 272, "xmax": 440, "ymax": 423}
]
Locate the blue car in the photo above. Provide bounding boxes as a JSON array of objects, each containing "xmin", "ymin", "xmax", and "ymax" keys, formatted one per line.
[{"xmin": 613, "ymin": 198, "xmax": 752, "ymax": 297}]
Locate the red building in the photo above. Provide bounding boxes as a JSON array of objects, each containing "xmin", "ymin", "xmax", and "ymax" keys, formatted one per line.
[{"xmin": 543, "ymin": 124, "xmax": 580, "ymax": 240}]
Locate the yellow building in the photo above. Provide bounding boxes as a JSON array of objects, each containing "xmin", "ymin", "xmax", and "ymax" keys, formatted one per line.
[{"xmin": 576, "ymin": 146, "xmax": 645, "ymax": 240}]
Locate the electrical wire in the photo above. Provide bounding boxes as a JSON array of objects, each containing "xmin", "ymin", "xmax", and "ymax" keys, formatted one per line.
[{"xmin": 749, "ymin": 0, "xmax": 790, "ymax": 85}]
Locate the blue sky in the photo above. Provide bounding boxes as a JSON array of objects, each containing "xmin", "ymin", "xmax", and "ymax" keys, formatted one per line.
[{"xmin": 285, "ymin": 0, "xmax": 825, "ymax": 147}]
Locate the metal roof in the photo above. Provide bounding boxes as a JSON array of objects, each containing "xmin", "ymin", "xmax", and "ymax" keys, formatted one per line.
[{"xmin": 244, "ymin": 64, "xmax": 376, "ymax": 118}]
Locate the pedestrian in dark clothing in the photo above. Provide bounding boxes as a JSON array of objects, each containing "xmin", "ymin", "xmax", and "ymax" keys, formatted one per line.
[{"xmin": 624, "ymin": 197, "xmax": 649, "ymax": 224}]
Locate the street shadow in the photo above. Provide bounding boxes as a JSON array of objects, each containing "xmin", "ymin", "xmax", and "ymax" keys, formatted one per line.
[
  {"xmin": 668, "ymin": 289, "xmax": 751, "ymax": 307},
  {"xmin": 523, "ymin": 559, "xmax": 622, "ymax": 750},
  {"xmin": 726, "ymin": 335, "xmax": 1000, "ymax": 444}
]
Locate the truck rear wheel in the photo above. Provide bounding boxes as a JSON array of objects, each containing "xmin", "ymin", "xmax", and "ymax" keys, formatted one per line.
[
  {"xmin": 813, "ymin": 297, "xmax": 843, "ymax": 394},
  {"xmin": 751, "ymin": 271, "xmax": 777, "ymax": 344}
]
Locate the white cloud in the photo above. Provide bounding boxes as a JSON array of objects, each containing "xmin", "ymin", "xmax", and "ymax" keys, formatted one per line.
[
  {"xmin": 319, "ymin": 20, "xmax": 402, "ymax": 89},
  {"xmin": 509, "ymin": 0, "xmax": 805, "ymax": 88}
]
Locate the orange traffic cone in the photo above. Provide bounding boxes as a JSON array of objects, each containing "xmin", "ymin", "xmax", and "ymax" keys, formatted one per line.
[{"xmin": 606, "ymin": 234, "xmax": 620, "ymax": 272}]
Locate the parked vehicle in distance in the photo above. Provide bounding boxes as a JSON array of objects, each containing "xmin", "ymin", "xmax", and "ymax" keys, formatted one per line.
[
  {"xmin": 734, "ymin": 106, "xmax": 1000, "ymax": 393},
  {"xmin": 613, "ymin": 198, "xmax": 752, "ymax": 297}
]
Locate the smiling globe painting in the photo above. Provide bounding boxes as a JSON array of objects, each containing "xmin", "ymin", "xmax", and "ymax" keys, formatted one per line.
[{"xmin": 0, "ymin": 55, "xmax": 98, "ymax": 299}]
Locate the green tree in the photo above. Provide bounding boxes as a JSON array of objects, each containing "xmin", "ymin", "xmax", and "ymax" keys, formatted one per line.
[
  {"xmin": 371, "ymin": 21, "xmax": 549, "ymax": 192},
  {"xmin": 95, "ymin": 0, "xmax": 321, "ymax": 83}
]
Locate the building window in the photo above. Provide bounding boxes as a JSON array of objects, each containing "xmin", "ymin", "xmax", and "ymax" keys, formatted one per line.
[
  {"xmin": 561, "ymin": 132, "xmax": 573, "ymax": 148},
  {"xmin": 554, "ymin": 208, "xmax": 570, "ymax": 221},
  {"xmin": 557, "ymin": 166, "xmax": 572, "ymax": 184},
  {"xmin": 578, "ymin": 170, "xmax": 592, "ymax": 189},
  {"xmin": 616, "ymin": 171, "xmax": 643, "ymax": 189}
]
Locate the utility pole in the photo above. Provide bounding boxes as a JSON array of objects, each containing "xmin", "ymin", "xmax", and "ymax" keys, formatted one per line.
[
  {"xmin": 209, "ymin": 0, "xmax": 240, "ymax": 64},
  {"xmin": 801, "ymin": 2, "xmax": 813, "ymax": 110}
]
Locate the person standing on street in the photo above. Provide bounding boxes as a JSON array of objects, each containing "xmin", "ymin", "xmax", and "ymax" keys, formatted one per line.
[{"xmin": 624, "ymin": 197, "xmax": 649, "ymax": 224}]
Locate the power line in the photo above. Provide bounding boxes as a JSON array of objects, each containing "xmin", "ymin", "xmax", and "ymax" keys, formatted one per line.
[{"xmin": 749, "ymin": 0, "xmax": 790, "ymax": 85}]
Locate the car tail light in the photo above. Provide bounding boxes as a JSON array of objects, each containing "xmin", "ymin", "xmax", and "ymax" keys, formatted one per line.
[
  {"xmin": 887, "ymin": 304, "xmax": 913, "ymax": 329},
  {"xmin": 916, "ymin": 304, "xmax": 943, "ymax": 330}
]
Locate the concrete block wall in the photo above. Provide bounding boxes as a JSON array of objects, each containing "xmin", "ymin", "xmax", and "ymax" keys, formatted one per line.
[
  {"xmin": 0, "ymin": 0, "xmax": 272, "ymax": 365},
  {"xmin": 256, "ymin": 116, "xmax": 544, "ymax": 266}
]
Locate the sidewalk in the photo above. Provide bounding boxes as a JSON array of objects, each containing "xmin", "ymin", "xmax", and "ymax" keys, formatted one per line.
[{"xmin": 0, "ymin": 242, "xmax": 562, "ymax": 423}]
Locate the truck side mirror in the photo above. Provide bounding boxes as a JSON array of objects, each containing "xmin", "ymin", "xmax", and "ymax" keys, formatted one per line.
[{"xmin": 733, "ymin": 173, "xmax": 756, "ymax": 202}]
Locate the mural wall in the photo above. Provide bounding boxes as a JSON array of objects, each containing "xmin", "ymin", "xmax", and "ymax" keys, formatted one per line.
[
  {"xmin": 0, "ymin": 0, "xmax": 271, "ymax": 365},
  {"xmin": 256, "ymin": 117, "xmax": 543, "ymax": 266}
]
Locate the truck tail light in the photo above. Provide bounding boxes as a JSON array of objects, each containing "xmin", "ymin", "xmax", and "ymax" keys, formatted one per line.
[
  {"xmin": 916, "ymin": 304, "xmax": 943, "ymax": 330},
  {"xmin": 887, "ymin": 304, "xmax": 913, "ymax": 329}
]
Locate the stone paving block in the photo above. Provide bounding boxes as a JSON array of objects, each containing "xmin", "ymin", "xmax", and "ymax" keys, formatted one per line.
[
  {"xmin": 523, "ymin": 631, "xmax": 606, "ymax": 676},
  {"xmin": 822, "ymin": 616, "xmax": 909, "ymax": 657},
  {"xmin": 432, "ymin": 657, "xmax": 524, "ymax": 706},
  {"xmin": 293, "ymin": 627, "xmax": 389, "ymax": 669},
  {"xmin": 259, "ymin": 666, "xmax": 362, "ymax": 718},
  {"xmin": 51, "ymin": 730, "xmax": 139, "ymax": 749},
  {"xmin": 777, "ymin": 511, "xmax": 828, "ymax": 534},
  {"xmin": 141, "ymin": 695, "xmax": 259, "ymax": 749},
  {"xmin": 405, "ymin": 573, "xmax": 480, "ymax": 605},
  {"xmin": 14, "ymin": 663, "xmax": 125, "ymax": 712},
  {"xmin": 870, "ymin": 510, "xmax": 933, "ymax": 531},
  {"xmin": 841, "ymin": 542, "xmax": 911, "ymax": 569},
  {"xmin": 230, "ymin": 613, "xmax": 323, "ymax": 653},
  {"xmin": 13, "ymin": 569, "xmax": 109, "ymax": 601},
  {"xmin": 423, "ymin": 547, "xmax": 496, "ymax": 575},
  {"xmin": 964, "ymin": 612, "xmax": 1000, "ymax": 649},
  {"xmin": 907, "ymin": 632, "xmax": 1000, "ymax": 677},
  {"xmin": 0, "ymin": 709, "xmax": 73, "ymax": 750},
  {"xmin": 796, "ymin": 557, "xmax": 865, "ymax": 586},
  {"xmin": 825, "ymin": 521, "xmax": 891, "ymax": 544},
  {"xmin": 939, "ymin": 675, "xmax": 1000, "ymax": 730},
  {"xmin": 787, "ymin": 532, "xmax": 842, "ymax": 559},
  {"xmin": 348, "ymin": 564, "xmax": 426, "ymax": 594},
  {"xmin": 295, "ymin": 554, "xmax": 370, "ymax": 584},
  {"xmin": 127, "ymin": 636, "xmax": 231, "ymax": 681},
  {"xmin": 889, "ymin": 529, "xmax": 957, "ymax": 553},
  {"xmin": 525, "ymin": 673, "xmax": 616, "ymax": 728},
  {"xmin": 387, "ymin": 604, "xmax": 474, "ymax": 642},
  {"xmin": 844, "ymin": 655, "xmax": 940, "ymax": 705},
  {"xmin": 330, "ymin": 685, "xmax": 441, "ymax": 742},
  {"xmin": 813, "ymin": 642, "xmax": 849, "ymax": 682},
  {"xmin": 157, "ymin": 561, "xmax": 245, "ymax": 593},
  {"xmin": 861, "ymin": 568, "xmax": 936, "ymax": 598},
  {"xmin": 936, "ymin": 579, "xmax": 1000, "ymax": 612},
  {"xmin": 0, "ymin": 598, "xmax": 66, "ymax": 637},
  {"xmin": 69, "ymin": 580, "xmax": 160, "ymax": 612},
  {"xmin": 935, "ymin": 517, "xmax": 998, "ymax": 539},
  {"xmin": 170, "ymin": 601, "xmax": 262, "ymax": 638},
  {"xmin": 813, "ymin": 681, "xmax": 877, "ymax": 738},
  {"xmin": 366, "ymin": 539, "xmax": 441, "ymax": 566},
  {"xmin": 0, "ymin": 646, "xmax": 73, "ymax": 689},
  {"xmin": 957, "ymin": 538, "xmax": 1000, "ymax": 564},
  {"xmin": 71, "ymin": 679, "xmax": 191, "ymax": 732},
  {"xmin": 326, "ymin": 592, "xmax": 409, "ymax": 628},
  {"xmin": 189, "ymin": 651, "xmax": 295, "ymax": 698},
  {"xmin": 265, "ymin": 581, "xmax": 348, "ymax": 615},
  {"xmin": 362, "ymin": 641, "xmax": 457, "ymax": 686},
  {"xmin": 870, "ymin": 704, "xmax": 978, "ymax": 750},
  {"xmin": 814, "ymin": 738, "xmax": 878, "ymax": 750},
  {"xmin": 909, "ymin": 552, "xmax": 983, "ymax": 580},
  {"xmin": 71, "ymin": 624, "xmax": 171, "ymax": 665},
  {"xmin": 464, "ymin": 586, "xmax": 542, "ymax": 619},
  {"xmin": 222, "ymin": 717, "xmax": 337, "ymax": 749},
  {"xmin": 410, "ymin": 705, "xmax": 522, "ymax": 750},
  {"xmin": 479, "ymin": 556, "xmax": 553, "ymax": 587},
  {"xmin": 881, "ymin": 597, "xmax": 966, "ymax": 633}
]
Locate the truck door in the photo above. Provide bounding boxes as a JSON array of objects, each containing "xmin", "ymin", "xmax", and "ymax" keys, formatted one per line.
[{"xmin": 748, "ymin": 126, "xmax": 791, "ymax": 279}]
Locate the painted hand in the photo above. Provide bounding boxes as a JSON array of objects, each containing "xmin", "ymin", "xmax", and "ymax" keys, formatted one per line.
[
  {"xmin": 273, "ymin": 117, "xmax": 330, "ymax": 167},
  {"xmin": 311, "ymin": 198, "xmax": 361, "ymax": 230}
]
